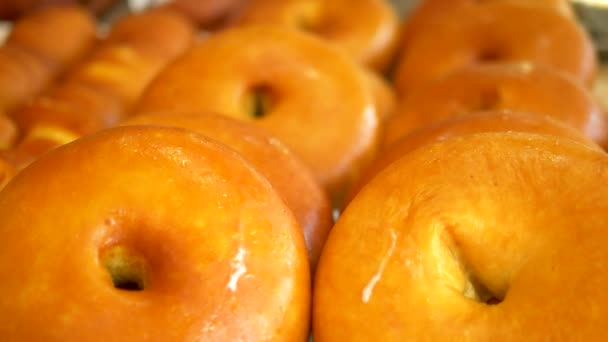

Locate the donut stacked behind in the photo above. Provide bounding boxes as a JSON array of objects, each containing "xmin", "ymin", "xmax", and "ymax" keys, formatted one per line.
[
  {"xmin": 4, "ymin": 9, "xmax": 195, "ymax": 171},
  {"xmin": 384, "ymin": 63, "xmax": 607, "ymax": 148},
  {"xmin": 394, "ymin": 2, "xmax": 596, "ymax": 95},
  {"xmin": 136, "ymin": 25, "xmax": 382, "ymax": 202},
  {"xmin": 231, "ymin": 0, "xmax": 400, "ymax": 71},
  {"xmin": 0, "ymin": 5, "xmax": 96, "ymax": 117}
]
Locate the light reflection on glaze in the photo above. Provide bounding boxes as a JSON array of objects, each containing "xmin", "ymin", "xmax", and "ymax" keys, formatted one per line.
[
  {"xmin": 228, "ymin": 247, "xmax": 247, "ymax": 292},
  {"xmin": 361, "ymin": 229, "xmax": 397, "ymax": 303}
]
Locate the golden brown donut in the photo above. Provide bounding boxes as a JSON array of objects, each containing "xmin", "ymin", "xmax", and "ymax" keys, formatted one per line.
[
  {"xmin": 401, "ymin": 0, "xmax": 573, "ymax": 48},
  {"xmin": 122, "ymin": 112, "xmax": 333, "ymax": 271},
  {"xmin": 0, "ymin": 6, "xmax": 96, "ymax": 114},
  {"xmin": 347, "ymin": 110, "xmax": 601, "ymax": 205},
  {"xmin": 0, "ymin": 125, "xmax": 310, "ymax": 340},
  {"xmin": 9, "ymin": 9, "xmax": 195, "ymax": 169},
  {"xmin": 394, "ymin": 2, "xmax": 596, "ymax": 95},
  {"xmin": 314, "ymin": 132, "xmax": 608, "ymax": 340},
  {"xmin": 136, "ymin": 25, "xmax": 380, "ymax": 201},
  {"xmin": 232, "ymin": 0, "xmax": 399, "ymax": 71},
  {"xmin": 6, "ymin": 5, "xmax": 97, "ymax": 71},
  {"xmin": 0, "ymin": 112, "xmax": 17, "ymax": 149},
  {"xmin": 385, "ymin": 63, "xmax": 606, "ymax": 148}
]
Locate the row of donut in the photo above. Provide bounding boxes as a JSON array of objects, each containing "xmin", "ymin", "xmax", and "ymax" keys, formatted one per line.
[
  {"xmin": 312, "ymin": 1, "xmax": 608, "ymax": 340},
  {"xmin": 1, "ymin": 0, "xmax": 608, "ymax": 340},
  {"xmin": 1, "ymin": 0, "xmax": 603, "ymax": 199}
]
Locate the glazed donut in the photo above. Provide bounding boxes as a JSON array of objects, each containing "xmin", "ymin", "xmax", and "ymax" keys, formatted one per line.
[
  {"xmin": 314, "ymin": 132, "xmax": 608, "ymax": 341},
  {"xmin": 122, "ymin": 112, "xmax": 333, "ymax": 270},
  {"xmin": 401, "ymin": 0, "xmax": 573, "ymax": 47},
  {"xmin": 394, "ymin": 2, "xmax": 596, "ymax": 95},
  {"xmin": 136, "ymin": 26, "xmax": 380, "ymax": 201},
  {"xmin": 385, "ymin": 63, "xmax": 606, "ymax": 148},
  {"xmin": 6, "ymin": 5, "xmax": 97, "ymax": 73},
  {"xmin": 232, "ymin": 0, "xmax": 399, "ymax": 71},
  {"xmin": 347, "ymin": 110, "xmax": 601, "ymax": 205},
  {"xmin": 10, "ymin": 9, "xmax": 194, "ymax": 169},
  {"xmin": 0, "ymin": 6, "xmax": 96, "ymax": 114},
  {"xmin": 157, "ymin": 0, "xmax": 246, "ymax": 28},
  {"xmin": 0, "ymin": 113, "xmax": 17, "ymax": 149},
  {"xmin": 0, "ymin": 126, "xmax": 310, "ymax": 340}
]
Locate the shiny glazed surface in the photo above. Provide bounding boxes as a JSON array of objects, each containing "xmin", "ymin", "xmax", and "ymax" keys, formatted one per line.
[
  {"xmin": 122, "ymin": 112, "xmax": 333, "ymax": 271},
  {"xmin": 136, "ymin": 25, "xmax": 380, "ymax": 199},
  {"xmin": 395, "ymin": 2, "xmax": 597, "ymax": 95},
  {"xmin": 401, "ymin": 0, "xmax": 573, "ymax": 46},
  {"xmin": 315, "ymin": 132, "xmax": 608, "ymax": 340},
  {"xmin": 0, "ymin": 126, "xmax": 310, "ymax": 341},
  {"xmin": 233, "ymin": 0, "xmax": 399, "ymax": 71},
  {"xmin": 348, "ymin": 110, "xmax": 602, "ymax": 204},
  {"xmin": 385, "ymin": 63, "xmax": 606, "ymax": 147}
]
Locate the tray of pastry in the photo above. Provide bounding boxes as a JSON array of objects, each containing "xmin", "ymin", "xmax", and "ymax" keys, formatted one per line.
[{"xmin": 1, "ymin": 1, "xmax": 608, "ymax": 341}]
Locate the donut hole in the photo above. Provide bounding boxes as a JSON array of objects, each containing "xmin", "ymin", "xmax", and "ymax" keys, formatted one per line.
[
  {"xmin": 462, "ymin": 273, "xmax": 503, "ymax": 305},
  {"xmin": 438, "ymin": 229, "xmax": 505, "ymax": 306},
  {"xmin": 477, "ymin": 48, "xmax": 505, "ymax": 63},
  {"xmin": 243, "ymin": 85, "xmax": 276, "ymax": 119},
  {"xmin": 101, "ymin": 245, "xmax": 149, "ymax": 291}
]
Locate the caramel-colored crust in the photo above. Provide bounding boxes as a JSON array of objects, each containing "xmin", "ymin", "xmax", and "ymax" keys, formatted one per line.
[
  {"xmin": 0, "ymin": 113, "xmax": 17, "ymax": 149},
  {"xmin": 0, "ymin": 126, "xmax": 310, "ymax": 340},
  {"xmin": 10, "ymin": 10, "xmax": 195, "ymax": 169},
  {"xmin": 315, "ymin": 132, "xmax": 608, "ymax": 340},
  {"xmin": 395, "ymin": 2, "xmax": 596, "ymax": 95},
  {"xmin": 233, "ymin": 0, "xmax": 399, "ymax": 71},
  {"xmin": 0, "ymin": 6, "xmax": 96, "ymax": 114},
  {"xmin": 347, "ymin": 110, "xmax": 601, "ymax": 205},
  {"xmin": 122, "ymin": 112, "xmax": 333, "ymax": 271},
  {"xmin": 385, "ymin": 63, "xmax": 606, "ymax": 148},
  {"xmin": 136, "ymin": 26, "xmax": 380, "ymax": 200}
]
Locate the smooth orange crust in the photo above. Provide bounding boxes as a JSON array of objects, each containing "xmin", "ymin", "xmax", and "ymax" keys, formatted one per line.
[
  {"xmin": 394, "ymin": 2, "xmax": 596, "ymax": 95},
  {"xmin": 348, "ymin": 110, "xmax": 601, "ymax": 205},
  {"xmin": 232, "ymin": 0, "xmax": 399, "ymax": 71},
  {"xmin": 0, "ymin": 6, "xmax": 96, "ymax": 114},
  {"xmin": 0, "ymin": 126, "xmax": 310, "ymax": 340},
  {"xmin": 122, "ymin": 112, "xmax": 333, "ymax": 270},
  {"xmin": 136, "ymin": 25, "xmax": 380, "ymax": 200},
  {"xmin": 401, "ymin": 0, "xmax": 573, "ymax": 48},
  {"xmin": 315, "ymin": 132, "xmax": 608, "ymax": 340},
  {"xmin": 385, "ymin": 63, "xmax": 606, "ymax": 148}
]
